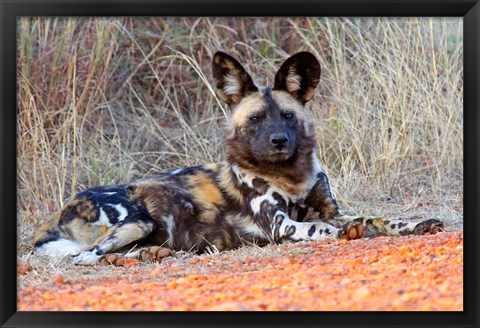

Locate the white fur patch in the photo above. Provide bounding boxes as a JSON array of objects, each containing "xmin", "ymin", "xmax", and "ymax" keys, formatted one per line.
[
  {"xmin": 36, "ymin": 239, "xmax": 85, "ymax": 257},
  {"xmin": 274, "ymin": 210, "xmax": 288, "ymax": 219},
  {"xmin": 286, "ymin": 67, "xmax": 302, "ymax": 92},
  {"xmin": 92, "ymin": 207, "xmax": 113, "ymax": 227},
  {"xmin": 92, "ymin": 203, "xmax": 128, "ymax": 226},
  {"xmin": 250, "ymin": 186, "xmax": 290, "ymax": 214},
  {"xmin": 251, "ymin": 191, "xmax": 278, "ymax": 215},
  {"xmin": 73, "ymin": 249, "xmax": 102, "ymax": 265},
  {"xmin": 312, "ymin": 154, "xmax": 324, "ymax": 175},
  {"xmin": 231, "ymin": 165, "xmax": 256, "ymax": 189},
  {"xmin": 107, "ymin": 203, "xmax": 128, "ymax": 222},
  {"xmin": 162, "ymin": 215, "xmax": 175, "ymax": 248},
  {"xmin": 231, "ymin": 165, "xmax": 246, "ymax": 185},
  {"xmin": 223, "ymin": 73, "xmax": 241, "ymax": 96},
  {"xmin": 276, "ymin": 214, "xmax": 337, "ymax": 241},
  {"xmin": 170, "ymin": 168, "xmax": 183, "ymax": 175},
  {"xmin": 274, "ymin": 210, "xmax": 291, "ymax": 238},
  {"xmin": 330, "ymin": 190, "xmax": 337, "ymax": 201}
]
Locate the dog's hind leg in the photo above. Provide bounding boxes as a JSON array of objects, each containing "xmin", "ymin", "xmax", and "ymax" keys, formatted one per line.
[
  {"xmin": 72, "ymin": 220, "xmax": 155, "ymax": 265},
  {"xmin": 34, "ymin": 198, "xmax": 109, "ymax": 257},
  {"xmin": 324, "ymin": 215, "xmax": 444, "ymax": 237}
]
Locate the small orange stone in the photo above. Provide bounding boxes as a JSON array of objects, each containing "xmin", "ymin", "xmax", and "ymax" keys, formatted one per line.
[
  {"xmin": 123, "ymin": 258, "xmax": 139, "ymax": 267},
  {"xmin": 53, "ymin": 274, "xmax": 64, "ymax": 285},
  {"xmin": 17, "ymin": 261, "xmax": 32, "ymax": 275}
]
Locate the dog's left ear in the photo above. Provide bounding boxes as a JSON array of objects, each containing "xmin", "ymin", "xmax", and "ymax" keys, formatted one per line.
[
  {"xmin": 212, "ymin": 51, "xmax": 258, "ymax": 106},
  {"xmin": 273, "ymin": 52, "xmax": 321, "ymax": 104}
]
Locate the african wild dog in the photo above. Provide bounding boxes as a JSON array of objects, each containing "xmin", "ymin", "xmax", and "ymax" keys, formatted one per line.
[{"xmin": 34, "ymin": 51, "xmax": 444, "ymax": 265}]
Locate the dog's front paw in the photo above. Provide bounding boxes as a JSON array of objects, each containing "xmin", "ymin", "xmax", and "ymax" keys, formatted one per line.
[
  {"xmin": 413, "ymin": 219, "xmax": 444, "ymax": 235},
  {"xmin": 99, "ymin": 254, "xmax": 126, "ymax": 266},
  {"xmin": 338, "ymin": 221, "xmax": 365, "ymax": 240},
  {"xmin": 139, "ymin": 246, "xmax": 172, "ymax": 262}
]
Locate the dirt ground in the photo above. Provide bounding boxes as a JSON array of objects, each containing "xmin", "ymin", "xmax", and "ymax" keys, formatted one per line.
[{"xmin": 17, "ymin": 231, "xmax": 462, "ymax": 311}]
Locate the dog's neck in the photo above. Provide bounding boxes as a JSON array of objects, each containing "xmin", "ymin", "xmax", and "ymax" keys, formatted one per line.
[{"xmin": 228, "ymin": 151, "xmax": 323, "ymax": 198}]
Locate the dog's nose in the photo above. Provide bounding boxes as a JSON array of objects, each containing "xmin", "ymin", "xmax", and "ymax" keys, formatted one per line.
[{"xmin": 271, "ymin": 134, "xmax": 289, "ymax": 150}]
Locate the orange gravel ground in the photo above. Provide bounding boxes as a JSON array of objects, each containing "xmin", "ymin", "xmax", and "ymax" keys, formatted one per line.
[{"xmin": 17, "ymin": 231, "xmax": 463, "ymax": 311}]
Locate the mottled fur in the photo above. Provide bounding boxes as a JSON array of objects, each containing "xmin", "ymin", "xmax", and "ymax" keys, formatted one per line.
[{"xmin": 34, "ymin": 51, "xmax": 443, "ymax": 265}]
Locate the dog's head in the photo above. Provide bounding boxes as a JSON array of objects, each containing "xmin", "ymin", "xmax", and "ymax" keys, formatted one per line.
[{"xmin": 212, "ymin": 51, "xmax": 320, "ymax": 171}]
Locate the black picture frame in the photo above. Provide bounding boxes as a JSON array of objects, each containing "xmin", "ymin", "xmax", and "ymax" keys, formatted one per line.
[{"xmin": 1, "ymin": 1, "xmax": 478, "ymax": 327}]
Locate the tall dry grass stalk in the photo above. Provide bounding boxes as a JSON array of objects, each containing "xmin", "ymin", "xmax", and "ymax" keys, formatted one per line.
[{"xmin": 17, "ymin": 17, "xmax": 463, "ymax": 249}]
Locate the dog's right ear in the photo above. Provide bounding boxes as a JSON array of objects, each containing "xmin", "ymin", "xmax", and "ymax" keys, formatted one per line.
[
  {"xmin": 212, "ymin": 51, "xmax": 258, "ymax": 106},
  {"xmin": 273, "ymin": 52, "xmax": 320, "ymax": 104}
]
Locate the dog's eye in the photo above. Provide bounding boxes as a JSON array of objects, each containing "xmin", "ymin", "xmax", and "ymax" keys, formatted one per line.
[
  {"xmin": 249, "ymin": 115, "xmax": 264, "ymax": 122},
  {"xmin": 282, "ymin": 111, "xmax": 295, "ymax": 119}
]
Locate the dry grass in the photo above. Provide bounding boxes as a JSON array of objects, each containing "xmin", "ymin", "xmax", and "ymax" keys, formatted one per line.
[{"xmin": 17, "ymin": 17, "xmax": 463, "ymax": 271}]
